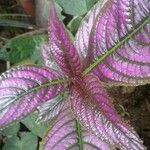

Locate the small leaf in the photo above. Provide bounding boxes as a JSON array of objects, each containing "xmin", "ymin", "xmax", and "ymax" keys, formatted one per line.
[
  {"xmin": 22, "ymin": 113, "xmax": 49, "ymax": 138},
  {"xmin": 48, "ymin": 1, "xmax": 82, "ymax": 76},
  {"xmin": 1, "ymin": 122, "xmax": 20, "ymax": 137},
  {"xmin": 68, "ymin": 16, "xmax": 82, "ymax": 35},
  {"xmin": 40, "ymin": 43, "xmax": 62, "ymax": 71},
  {"xmin": 2, "ymin": 133, "xmax": 37, "ymax": 150},
  {"xmin": 40, "ymin": 103, "xmax": 112, "ymax": 150},
  {"xmin": 1, "ymin": 34, "xmax": 47, "ymax": 63},
  {"xmin": 43, "ymin": 0, "xmax": 65, "ymax": 21},
  {"xmin": 37, "ymin": 92, "xmax": 68, "ymax": 122},
  {"xmin": 0, "ymin": 49, "xmax": 9, "ymax": 61},
  {"xmin": 0, "ymin": 65, "xmax": 65, "ymax": 127},
  {"xmin": 56, "ymin": 0, "xmax": 98, "ymax": 16},
  {"xmin": 71, "ymin": 74, "xmax": 145, "ymax": 150}
]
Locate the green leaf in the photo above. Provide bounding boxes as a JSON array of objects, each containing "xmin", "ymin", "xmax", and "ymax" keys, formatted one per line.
[
  {"xmin": 68, "ymin": 16, "xmax": 82, "ymax": 35},
  {"xmin": 85, "ymin": 0, "xmax": 99, "ymax": 10},
  {"xmin": 21, "ymin": 113, "xmax": 50, "ymax": 138},
  {"xmin": 43, "ymin": 0, "xmax": 65, "ymax": 21},
  {"xmin": 56, "ymin": 0, "xmax": 98, "ymax": 15},
  {"xmin": 2, "ymin": 133, "xmax": 37, "ymax": 150},
  {"xmin": 1, "ymin": 34, "xmax": 48, "ymax": 63},
  {"xmin": 0, "ymin": 123, "xmax": 20, "ymax": 137},
  {"xmin": 0, "ymin": 49, "xmax": 8, "ymax": 61}
]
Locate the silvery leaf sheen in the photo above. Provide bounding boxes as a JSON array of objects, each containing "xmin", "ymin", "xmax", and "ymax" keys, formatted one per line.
[{"xmin": 0, "ymin": 0, "xmax": 149, "ymax": 149}]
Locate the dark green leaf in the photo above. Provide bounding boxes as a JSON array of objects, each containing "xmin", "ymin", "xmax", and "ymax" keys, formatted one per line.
[
  {"xmin": 56, "ymin": 0, "xmax": 98, "ymax": 15},
  {"xmin": 1, "ymin": 34, "xmax": 48, "ymax": 63},
  {"xmin": 68, "ymin": 16, "xmax": 82, "ymax": 35},
  {"xmin": 2, "ymin": 133, "xmax": 37, "ymax": 150},
  {"xmin": 0, "ymin": 49, "xmax": 8, "ymax": 61},
  {"xmin": 0, "ymin": 123, "xmax": 20, "ymax": 137},
  {"xmin": 21, "ymin": 113, "xmax": 50, "ymax": 138},
  {"xmin": 43, "ymin": 0, "xmax": 65, "ymax": 20}
]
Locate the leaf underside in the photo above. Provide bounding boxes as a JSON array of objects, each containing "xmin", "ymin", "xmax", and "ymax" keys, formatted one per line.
[
  {"xmin": 76, "ymin": 0, "xmax": 150, "ymax": 86},
  {"xmin": 0, "ymin": 65, "xmax": 65, "ymax": 127}
]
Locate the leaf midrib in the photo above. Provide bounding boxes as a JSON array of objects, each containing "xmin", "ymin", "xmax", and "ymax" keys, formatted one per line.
[
  {"xmin": 76, "ymin": 120, "xmax": 83, "ymax": 150},
  {"xmin": 0, "ymin": 78, "xmax": 67, "ymax": 113},
  {"xmin": 81, "ymin": 16, "xmax": 150, "ymax": 76},
  {"xmin": 13, "ymin": 78, "xmax": 67, "ymax": 102}
]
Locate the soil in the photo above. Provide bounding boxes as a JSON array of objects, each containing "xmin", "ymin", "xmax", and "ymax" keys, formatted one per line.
[
  {"xmin": 0, "ymin": 0, "xmax": 150, "ymax": 149},
  {"xmin": 109, "ymin": 85, "xmax": 150, "ymax": 149}
]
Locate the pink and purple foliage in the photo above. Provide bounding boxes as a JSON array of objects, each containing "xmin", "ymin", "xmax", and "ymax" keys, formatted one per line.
[{"xmin": 0, "ymin": 0, "xmax": 150, "ymax": 149}]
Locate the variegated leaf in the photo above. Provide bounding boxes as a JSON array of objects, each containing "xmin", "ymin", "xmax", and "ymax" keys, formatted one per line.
[
  {"xmin": 40, "ymin": 102, "xmax": 113, "ymax": 150},
  {"xmin": 71, "ymin": 74, "xmax": 145, "ymax": 150},
  {"xmin": 40, "ymin": 43, "xmax": 62, "ymax": 72},
  {"xmin": 75, "ymin": 0, "xmax": 107, "ymax": 60},
  {"xmin": 76, "ymin": 0, "xmax": 150, "ymax": 85},
  {"xmin": 48, "ymin": 0, "xmax": 82, "ymax": 76},
  {"xmin": 0, "ymin": 65, "xmax": 66, "ymax": 127},
  {"xmin": 37, "ymin": 92, "xmax": 68, "ymax": 122}
]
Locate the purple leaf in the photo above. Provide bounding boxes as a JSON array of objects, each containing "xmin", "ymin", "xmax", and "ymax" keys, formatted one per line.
[
  {"xmin": 75, "ymin": 0, "xmax": 106, "ymax": 60},
  {"xmin": 0, "ymin": 0, "xmax": 148, "ymax": 149},
  {"xmin": 71, "ymin": 74, "xmax": 145, "ymax": 150},
  {"xmin": 76, "ymin": 0, "xmax": 150, "ymax": 85},
  {"xmin": 0, "ymin": 65, "xmax": 65, "ymax": 127},
  {"xmin": 40, "ymin": 43, "xmax": 62, "ymax": 72},
  {"xmin": 37, "ymin": 92, "xmax": 68, "ymax": 122},
  {"xmin": 48, "ymin": 0, "xmax": 82, "ymax": 76},
  {"xmin": 40, "ymin": 102, "xmax": 112, "ymax": 150}
]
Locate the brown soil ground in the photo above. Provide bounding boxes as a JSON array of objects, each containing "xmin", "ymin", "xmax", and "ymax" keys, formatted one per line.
[{"xmin": 109, "ymin": 85, "xmax": 150, "ymax": 149}]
